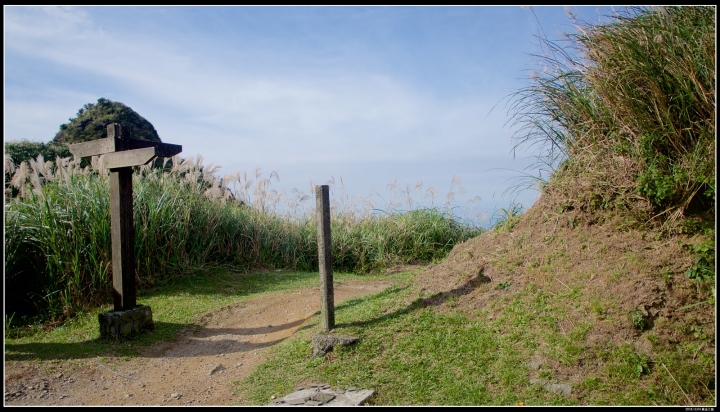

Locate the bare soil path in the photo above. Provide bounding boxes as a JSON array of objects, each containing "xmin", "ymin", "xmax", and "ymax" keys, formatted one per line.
[{"xmin": 4, "ymin": 279, "xmax": 391, "ymax": 406}]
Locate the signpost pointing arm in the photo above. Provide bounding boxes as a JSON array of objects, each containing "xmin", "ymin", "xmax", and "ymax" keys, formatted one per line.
[{"xmin": 68, "ymin": 124, "xmax": 181, "ymax": 339}]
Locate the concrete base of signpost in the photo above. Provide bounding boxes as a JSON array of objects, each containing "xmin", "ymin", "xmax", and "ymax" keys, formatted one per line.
[{"xmin": 98, "ymin": 304, "xmax": 154, "ymax": 341}]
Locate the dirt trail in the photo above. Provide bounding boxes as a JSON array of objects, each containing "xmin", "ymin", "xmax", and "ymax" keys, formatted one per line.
[{"xmin": 4, "ymin": 279, "xmax": 391, "ymax": 406}]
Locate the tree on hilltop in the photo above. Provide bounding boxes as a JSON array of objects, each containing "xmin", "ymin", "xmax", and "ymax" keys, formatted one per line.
[{"xmin": 53, "ymin": 97, "xmax": 162, "ymax": 144}]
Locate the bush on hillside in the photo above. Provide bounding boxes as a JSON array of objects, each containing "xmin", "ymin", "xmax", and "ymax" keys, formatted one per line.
[{"xmin": 4, "ymin": 139, "xmax": 72, "ymax": 167}]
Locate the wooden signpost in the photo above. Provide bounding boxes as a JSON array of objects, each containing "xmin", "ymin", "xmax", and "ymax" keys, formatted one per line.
[{"xmin": 68, "ymin": 123, "xmax": 182, "ymax": 339}]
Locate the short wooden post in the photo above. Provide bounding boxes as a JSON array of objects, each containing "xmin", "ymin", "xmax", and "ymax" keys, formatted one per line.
[{"xmin": 316, "ymin": 184, "xmax": 334, "ymax": 332}]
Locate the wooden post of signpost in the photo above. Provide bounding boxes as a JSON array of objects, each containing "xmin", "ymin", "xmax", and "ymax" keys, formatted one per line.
[
  {"xmin": 316, "ymin": 184, "xmax": 335, "ymax": 332},
  {"xmin": 110, "ymin": 161, "xmax": 136, "ymax": 311},
  {"xmin": 68, "ymin": 123, "xmax": 182, "ymax": 340}
]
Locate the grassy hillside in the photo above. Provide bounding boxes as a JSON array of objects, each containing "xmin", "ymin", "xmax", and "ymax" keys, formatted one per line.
[
  {"xmin": 507, "ymin": 6, "xmax": 714, "ymax": 228},
  {"xmin": 236, "ymin": 6, "xmax": 715, "ymax": 405},
  {"xmin": 236, "ymin": 204, "xmax": 714, "ymax": 405}
]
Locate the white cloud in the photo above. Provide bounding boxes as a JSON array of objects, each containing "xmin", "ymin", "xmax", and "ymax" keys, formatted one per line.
[
  {"xmin": 5, "ymin": 6, "xmax": 510, "ymax": 163},
  {"xmin": 4, "ymin": 6, "xmax": 553, "ymax": 222},
  {"xmin": 4, "ymin": 6, "xmax": 95, "ymax": 40}
]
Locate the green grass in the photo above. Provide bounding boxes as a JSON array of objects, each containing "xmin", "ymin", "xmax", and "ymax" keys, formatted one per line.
[
  {"xmin": 233, "ymin": 271, "xmax": 714, "ymax": 406},
  {"xmin": 238, "ymin": 285, "xmax": 530, "ymax": 406},
  {"xmin": 5, "ymin": 263, "xmax": 714, "ymax": 406},
  {"xmin": 3, "ymin": 269, "xmax": 394, "ymax": 361}
]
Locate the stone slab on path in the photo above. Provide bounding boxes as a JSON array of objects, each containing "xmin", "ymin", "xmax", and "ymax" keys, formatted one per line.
[{"xmin": 268, "ymin": 383, "xmax": 374, "ymax": 406}]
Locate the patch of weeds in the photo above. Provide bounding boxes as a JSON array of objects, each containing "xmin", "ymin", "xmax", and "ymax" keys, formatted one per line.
[
  {"xmin": 683, "ymin": 240, "xmax": 714, "ymax": 282},
  {"xmin": 5, "ymin": 313, "xmax": 18, "ymax": 339},
  {"xmin": 624, "ymin": 250, "xmax": 640, "ymax": 265},
  {"xmin": 653, "ymin": 344, "xmax": 716, "ymax": 405},
  {"xmin": 614, "ymin": 214, "xmax": 644, "ymax": 232},
  {"xmin": 512, "ymin": 255, "xmax": 525, "ymax": 267},
  {"xmin": 496, "ymin": 281, "xmax": 511, "ymax": 291},
  {"xmin": 515, "ymin": 234, "xmax": 528, "ymax": 249},
  {"xmin": 545, "ymin": 322, "xmax": 588, "ymax": 367},
  {"xmin": 493, "ymin": 203, "xmax": 523, "ymax": 232},
  {"xmin": 679, "ymin": 286, "xmax": 715, "ymax": 311},
  {"xmin": 590, "ymin": 299, "xmax": 606, "ymax": 319},
  {"xmin": 539, "ymin": 370, "xmax": 553, "ymax": 380},
  {"xmin": 3, "ymin": 314, "xmax": 48, "ymax": 340},
  {"xmin": 628, "ymin": 352, "xmax": 651, "ymax": 378},
  {"xmin": 645, "ymin": 333, "xmax": 659, "ymax": 347},
  {"xmin": 659, "ymin": 267, "xmax": 672, "ymax": 283},
  {"xmin": 561, "ymin": 287, "xmax": 582, "ymax": 301},
  {"xmin": 556, "ymin": 202, "xmax": 574, "ymax": 214},
  {"xmin": 677, "ymin": 215, "xmax": 715, "ymax": 236},
  {"xmin": 567, "ymin": 215, "xmax": 577, "ymax": 228},
  {"xmin": 687, "ymin": 324, "xmax": 713, "ymax": 344},
  {"xmin": 566, "ymin": 323, "xmax": 591, "ymax": 350},
  {"xmin": 603, "ymin": 344, "xmax": 651, "ymax": 382},
  {"xmin": 532, "ymin": 289, "xmax": 549, "ymax": 306},
  {"xmin": 581, "ymin": 376, "xmax": 602, "ymax": 391},
  {"xmin": 545, "ymin": 249, "xmax": 569, "ymax": 267},
  {"xmin": 609, "ymin": 269, "xmax": 627, "ymax": 283},
  {"xmin": 628, "ymin": 309, "xmax": 647, "ymax": 330}
]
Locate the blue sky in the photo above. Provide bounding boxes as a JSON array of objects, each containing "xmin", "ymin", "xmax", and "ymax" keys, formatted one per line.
[{"xmin": 4, "ymin": 6, "xmax": 619, "ymax": 227}]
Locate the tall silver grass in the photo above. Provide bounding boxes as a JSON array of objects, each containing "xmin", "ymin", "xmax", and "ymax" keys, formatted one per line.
[{"xmin": 5, "ymin": 153, "xmax": 482, "ymax": 322}]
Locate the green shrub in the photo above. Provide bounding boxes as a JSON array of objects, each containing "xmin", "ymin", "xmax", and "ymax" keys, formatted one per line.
[
  {"xmin": 684, "ymin": 239, "xmax": 715, "ymax": 282},
  {"xmin": 4, "ymin": 139, "xmax": 72, "ymax": 166}
]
